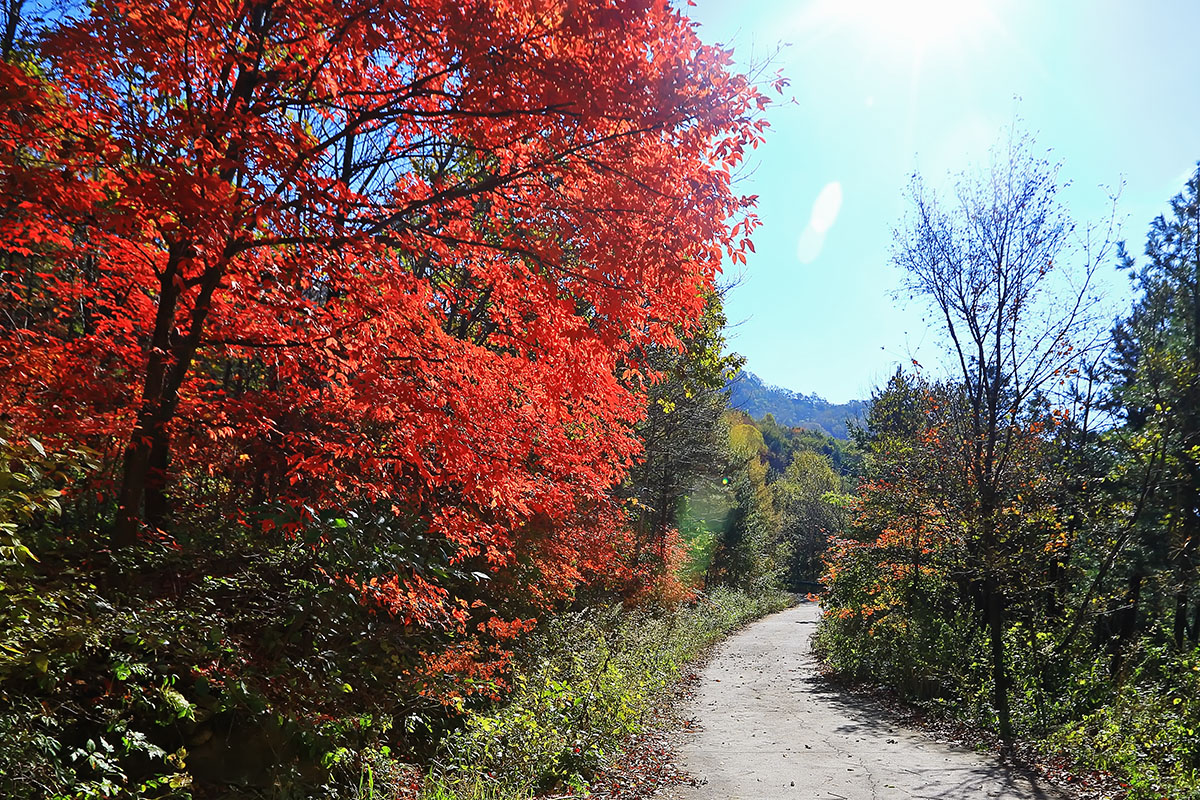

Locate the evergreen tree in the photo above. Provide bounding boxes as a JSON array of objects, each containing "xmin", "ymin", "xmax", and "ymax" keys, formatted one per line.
[
  {"xmin": 1109, "ymin": 164, "xmax": 1200, "ymax": 648},
  {"xmin": 626, "ymin": 292, "xmax": 744, "ymax": 586}
]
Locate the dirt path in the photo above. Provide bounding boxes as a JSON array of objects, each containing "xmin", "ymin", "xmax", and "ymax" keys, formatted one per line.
[{"xmin": 669, "ymin": 602, "xmax": 1068, "ymax": 800}]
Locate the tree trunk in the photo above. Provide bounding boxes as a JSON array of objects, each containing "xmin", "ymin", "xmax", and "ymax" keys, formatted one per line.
[
  {"xmin": 114, "ymin": 402, "xmax": 175, "ymax": 545},
  {"xmin": 112, "ymin": 244, "xmax": 186, "ymax": 548},
  {"xmin": 114, "ymin": 425, "xmax": 154, "ymax": 549},
  {"xmin": 145, "ymin": 429, "xmax": 171, "ymax": 530},
  {"xmin": 1175, "ymin": 586, "xmax": 1190, "ymax": 650},
  {"xmin": 112, "ymin": 246, "xmax": 225, "ymax": 548},
  {"xmin": 1110, "ymin": 572, "xmax": 1143, "ymax": 678},
  {"xmin": 987, "ymin": 585, "xmax": 1012, "ymax": 741}
]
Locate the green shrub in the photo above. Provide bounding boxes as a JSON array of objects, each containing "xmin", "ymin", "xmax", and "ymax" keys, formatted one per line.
[
  {"xmin": 1048, "ymin": 645, "xmax": 1200, "ymax": 800},
  {"xmin": 0, "ymin": 431, "xmax": 95, "ymax": 567},
  {"xmin": 0, "ymin": 520, "xmax": 440, "ymax": 800}
]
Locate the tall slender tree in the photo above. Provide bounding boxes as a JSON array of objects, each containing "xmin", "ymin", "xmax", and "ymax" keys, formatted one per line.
[
  {"xmin": 625, "ymin": 290, "xmax": 742, "ymax": 587},
  {"xmin": 892, "ymin": 129, "xmax": 1113, "ymax": 738}
]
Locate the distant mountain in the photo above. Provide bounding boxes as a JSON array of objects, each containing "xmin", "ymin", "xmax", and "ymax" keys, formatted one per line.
[{"xmin": 726, "ymin": 370, "xmax": 867, "ymax": 440}]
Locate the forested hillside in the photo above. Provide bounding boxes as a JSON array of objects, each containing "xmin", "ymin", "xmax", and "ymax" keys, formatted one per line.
[
  {"xmin": 727, "ymin": 370, "xmax": 867, "ymax": 439},
  {"xmin": 715, "ymin": 411, "xmax": 858, "ymax": 589}
]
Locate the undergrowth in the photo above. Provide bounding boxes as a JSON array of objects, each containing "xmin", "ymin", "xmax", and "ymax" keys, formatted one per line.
[
  {"xmin": 0, "ymin": 432, "xmax": 787, "ymax": 799},
  {"xmin": 1045, "ymin": 645, "xmax": 1200, "ymax": 800},
  {"xmin": 421, "ymin": 587, "xmax": 790, "ymax": 799},
  {"xmin": 815, "ymin": 608, "xmax": 1200, "ymax": 800}
]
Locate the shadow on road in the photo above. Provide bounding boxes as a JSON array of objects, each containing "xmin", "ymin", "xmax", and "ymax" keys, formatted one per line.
[
  {"xmin": 804, "ymin": 672, "xmax": 1064, "ymax": 799},
  {"xmin": 672, "ymin": 604, "xmax": 1072, "ymax": 800}
]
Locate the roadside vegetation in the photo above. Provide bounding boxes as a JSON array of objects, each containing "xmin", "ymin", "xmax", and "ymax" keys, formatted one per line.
[
  {"xmin": 816, "ymin": 135, "xmax": 1200, "ymax": 800},
  {"xmin": 0, "ymin": 0, "xmax": 801, "ymax": 796},
  {"xmin": 423, "ymin": 588, "xmax": 789, "ymax": 799}
]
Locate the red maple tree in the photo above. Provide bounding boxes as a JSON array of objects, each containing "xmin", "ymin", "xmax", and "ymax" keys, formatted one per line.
[{"xmin": 0, "ymin": 0, "xmax": 767, "ymax": 625}]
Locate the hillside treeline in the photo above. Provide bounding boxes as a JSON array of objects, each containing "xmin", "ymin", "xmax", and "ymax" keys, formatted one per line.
[{"xmin": 726, "ymin": 370, "xmax": 868, "ymax": 439}]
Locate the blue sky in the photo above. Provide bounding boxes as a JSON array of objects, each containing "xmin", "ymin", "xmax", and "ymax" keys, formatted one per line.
[{"xmin": 688, "ymin": 0, "xmax": 1200, "ymax": 403}]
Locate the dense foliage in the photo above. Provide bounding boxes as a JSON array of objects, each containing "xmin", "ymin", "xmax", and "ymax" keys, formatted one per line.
[
  {"xmin": 817, "ymin": 150, "xmax": 1200, "ymax": 798},
  {"xmin": 709, "ymin": 411, "xmax": 857, "ymax": 591},
  {"xmin": 0, "ymin": 1, "xmax": 788, "ymax": 796}
]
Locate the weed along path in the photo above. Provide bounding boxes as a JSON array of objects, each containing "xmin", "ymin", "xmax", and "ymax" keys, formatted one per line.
[{"xmin": 669, "ymin": 602, "xmax": 1068, "ymax": 800}]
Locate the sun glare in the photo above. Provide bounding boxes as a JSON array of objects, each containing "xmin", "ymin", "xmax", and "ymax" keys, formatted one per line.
[
  {"xmin": 860, "ymin": 0, "xmax": 988, "ymax": 49},
  {"xmin": 801, "ymin": 0, "xmax": 995, "ymax": 58}
]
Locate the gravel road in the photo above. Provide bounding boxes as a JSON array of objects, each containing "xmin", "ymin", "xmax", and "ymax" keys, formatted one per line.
[{"xmin": 670, "ymin": 602, "xmax": 1068, "ymax": 800}]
